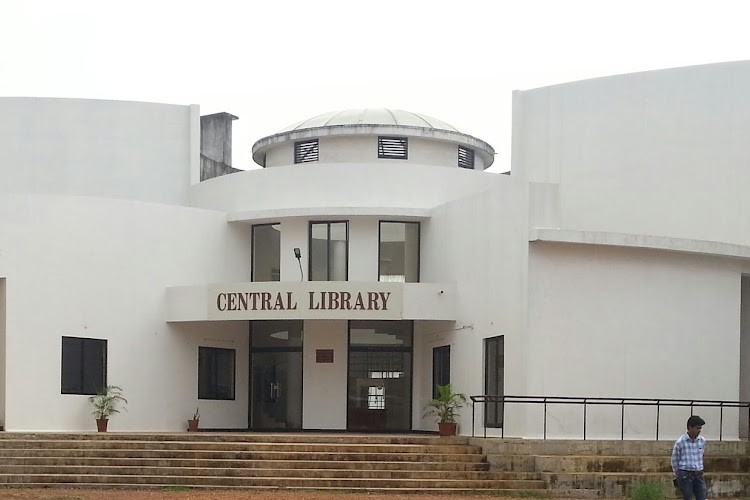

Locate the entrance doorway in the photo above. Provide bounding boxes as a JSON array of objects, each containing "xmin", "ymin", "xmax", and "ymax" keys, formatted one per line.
[
  {"xmin": 347, "ymin": 320, "xmax": 412, "ymax": 431},
  {"xmin": 250, "ymin": 320, "xmax": 303, "ymax": 430}
]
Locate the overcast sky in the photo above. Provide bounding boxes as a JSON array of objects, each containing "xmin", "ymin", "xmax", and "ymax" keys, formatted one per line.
[{"xmin": 1, "ymin": 0, "xmax": 748, "ymax": 172}]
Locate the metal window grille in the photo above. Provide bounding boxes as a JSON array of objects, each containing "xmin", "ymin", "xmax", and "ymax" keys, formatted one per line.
[
  {"xmin": 294, "ymin": 139, "xmax": 319, "ymax": 163},
  {"xmin": 458, "ymin": 146, "xmax": 475, "ymax": 169},
  {"xmin": 378, "ymin": 136, "xmax": 408, "ymax": 159}
]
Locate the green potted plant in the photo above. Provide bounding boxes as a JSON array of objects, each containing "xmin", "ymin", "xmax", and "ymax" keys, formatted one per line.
[
  {"xmin": 424, "ymin": 384, "xmax": 467, "ymax": 436},
  {"xmin": 188, "ymin": 407, "xmax": 200, "ymax": 432},
  {"xmin": 88, "ymin": 385, "xmax": 127, "ymax": 432}
]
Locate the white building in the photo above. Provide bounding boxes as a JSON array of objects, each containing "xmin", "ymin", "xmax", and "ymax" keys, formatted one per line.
[{"xmin": 0, "ymin": 60, "xmax": 748, "ymax": 439}]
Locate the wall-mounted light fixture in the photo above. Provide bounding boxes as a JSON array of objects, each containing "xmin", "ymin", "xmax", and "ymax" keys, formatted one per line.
[{"xmin": 294, "ymin": 248, "xmax": 303, "ymax": 281}]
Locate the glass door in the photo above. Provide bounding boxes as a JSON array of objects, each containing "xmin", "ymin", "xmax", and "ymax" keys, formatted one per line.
[{"xmin": 250, "ymin": 320, "xmax": 303, "ymax": 430}]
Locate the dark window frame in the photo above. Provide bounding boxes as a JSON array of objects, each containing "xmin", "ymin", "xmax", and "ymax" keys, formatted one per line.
[
  {"xmin": 198, "ymin": 346, "xmax": 236, "ymax": 400},
  {"xmin": 458, "ymin": 146, "xmax": 475, "ymax": 169},
  {"xmin": 294, "ymin": 139, "xmax": 319, "ymax": 163},
  {"xmin": 61, "ymin": 336, "xmax": 107, "ymax": 395},
  {"xmin": 378, "ymin": 136, "xmax": 408, "ymax": 160},
  {"xmin": 484, "ymin": 335, "xmax": 505, "ymax": 428},
  {"xmin": 432, "ymin": 345, "xmax": 451, "ymax": 399},
  {"xmin": 378, "ymin": 220, "xmax": 421, "ymax": 283},
  {"xmin": 308, "ymin": 221, "xmax": 349, "ymax": 281}
]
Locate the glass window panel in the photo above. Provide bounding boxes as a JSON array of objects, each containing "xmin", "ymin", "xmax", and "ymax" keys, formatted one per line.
[
  {"xmin": 310, "ymin": 222, "xmax": 348, "ymax": 281},
  {"xmin": 379, "ymin": 222, "xmax": 419, "ymax": 283},
  {"xmin": 404, "ymin": 222, "xmax": 420, "ymax": 282},
  {"xmin": 251, "ymin": 320, "xmax": 304, "ymax": 348},
  {"xmin": 349, "ymin": 320, "xmax": 412, "ymax": 347},
  {"xmin": 310, "ymin": 223, "xmax": 329, "ymax": 281},
  {"xmin": 329, "ymin": 222, "xmax": 348, "ymax": 281},
  {"xmin": 252, "ymin": 224, "xmax": 281, "ymax": 282}
]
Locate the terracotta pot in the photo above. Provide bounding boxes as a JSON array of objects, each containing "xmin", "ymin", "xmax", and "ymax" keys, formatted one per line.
[
  {"xmin": 96, "ymin": 418, "xmax": 108, "ymax": 432},
  {"xmin": 187, "ymin": 419, "xmax": 199, "ymax": 432},
  {"xmin": 438, "ymin": 421, "xmax": 457, "ymax": 436}
]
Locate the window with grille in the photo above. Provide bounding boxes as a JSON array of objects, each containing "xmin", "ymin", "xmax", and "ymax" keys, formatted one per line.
[
  {"xmin": 368, "ymin": 386, "xmax": 386, "ymax": 409},
  {"xmin": 458, "ymin": 146, "xmax": 475, "ymax": 169},
  {"xmin": 378, "ymin": 136, "xmax": 408, "ymax": 159},
  {"xmin": 294, "ymin": 139, "xmax": 319, "ymax": 163}
]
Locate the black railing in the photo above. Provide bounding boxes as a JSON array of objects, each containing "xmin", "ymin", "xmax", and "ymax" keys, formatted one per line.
[{"xmin": 470, "ymin": 395, "xmax": 750, "ymax": 441}]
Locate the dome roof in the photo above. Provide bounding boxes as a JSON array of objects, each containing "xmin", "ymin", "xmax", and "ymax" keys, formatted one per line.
[{"xmin": 278, "ymin": 109, "xmax": 461, "ymax": 133}]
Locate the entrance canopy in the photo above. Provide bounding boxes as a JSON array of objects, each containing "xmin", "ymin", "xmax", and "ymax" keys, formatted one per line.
[{"xmin": 166, "ymin": 281, "xmax": 456, "ymax": 322}]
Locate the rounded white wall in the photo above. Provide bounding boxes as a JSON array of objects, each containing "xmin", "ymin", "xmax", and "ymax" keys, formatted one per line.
[
  {"xmin": 191, "ymin": 164, "xmax": 497, "ymax": 214},
  {"xmin": 263, "ymin": 135, "xmax": 477, "ymax": 169},
  {"xmin": 0, "ymin": 193, "xmax": 250, "ymax": 431},
  {"xmin": 515, "ymin": 61, "xmax": 750, "ymax": 246},
  {"xmin": 0, "ymin": 97, "xmax": 196, "ymax": 205}
]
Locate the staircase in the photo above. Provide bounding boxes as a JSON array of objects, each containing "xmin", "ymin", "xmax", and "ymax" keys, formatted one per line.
[
  {"xmin": 472, "ymin": 438, "xmax": 750, "ymax": 498},
  {"xmin": 0, "ymin": 432, "xmax": 549, "ymax": 494}
]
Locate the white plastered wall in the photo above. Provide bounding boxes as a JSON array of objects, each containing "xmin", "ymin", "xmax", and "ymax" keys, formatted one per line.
[
  {"xmin": 527, "ymin": 242, "xmax": 744, "ymax": 440},
  {"xmin": 0, "ymin": 98, "xmax": 194, "ymax": 206},
  {"xmin": 415, "ymin": 174, "xmax": 529, "ymax": 436},
  {"xmin": 740, "ymin": 276, "xmax": 750, "ymax": 438},
  {"xmin": 0, "ymin": 193, "xmax": 250, "ymax": 431},
  {"xmin": 0, "ymin": 278, "xmax": 5, "ymax": 428},
  {"xmin": 302, "ymin": 319, "xmax": 348, "ymax": 429},
  {"xmin": 514, "ymin": 61, "xmax": 750, "ymax": 247}
]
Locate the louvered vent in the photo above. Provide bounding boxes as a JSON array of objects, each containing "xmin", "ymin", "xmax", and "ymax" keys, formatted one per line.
[
  {"xmin": 378, "ymin": 136, "xmax": 408, "ymax": 159},
  {"xmin": 458, "ymin": 146, "xmax": 475, "ymax": 169},
  {"xmin": 294, "ymin": 139, "xmax": 319, "ymax": 163}
]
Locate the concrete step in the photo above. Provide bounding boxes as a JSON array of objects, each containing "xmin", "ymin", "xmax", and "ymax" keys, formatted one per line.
[
  {"xmin": 473, "ymin": 437, "xmax": 750, "ymax": 498},
  {"xmin": 0, "ymin": 448, "xmax": 487, "ymax": 462},
  {"xmin": 0, "ymin": 484, "xmax": 559, "ymax": 495},
  {"xmin": 471, "ymin": 438, "xmax": 750, "ymax": 456},
  {"xmin": 0, "ymin": 474, "xmax": 547, "ymax": 489},
  {"xmin": 0, "ymin": 432, "xmax": 468, "ymax": 445},
  {"xmin": 0, "ymin": 465, "xmax": 539, "ymax": 481},
  {"xmin": 543, "ymin": 471, "xmax": 750, "ymax": 498},
  {"xmin": 0, "ymin": 432, "xmax": 535, "ymax": 493},
  {"xmin": 0, "ymin": 439, "xmax": 481, "ymax": 454},
  {"xmin": 531, "ymin": 454, "xmax": 750, "ymax": 473},
  {"xmin": 0, "ymin": 456, "xmax": 491, "ymax": 471}
]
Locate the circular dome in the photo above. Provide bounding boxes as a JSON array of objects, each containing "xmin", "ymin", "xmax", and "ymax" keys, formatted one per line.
[
  {"xmin": 252, "ymin": 108, "xmax": 495, "ymax": 168},
  {"xmin": 278, "ymin": 109, "xmax": 462, "ymax": 133}
]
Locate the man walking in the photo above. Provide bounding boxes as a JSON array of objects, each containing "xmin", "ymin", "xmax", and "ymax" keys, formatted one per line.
[{"xmin": 671, "ymin": 415, "xmax": 707, "ymax": 500}]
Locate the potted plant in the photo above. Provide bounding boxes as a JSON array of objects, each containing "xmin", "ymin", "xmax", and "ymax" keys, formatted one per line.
[
  {"xmin": 188, "ymin": 407, "xmax": 200, "ymax": 432},
  {"xmin": 424, "ymin": 384, "xmax": 467, "ymax": 436},
  {"xmin": 88, "ymin": 385, "xmax": 127, "ymax": 432}
]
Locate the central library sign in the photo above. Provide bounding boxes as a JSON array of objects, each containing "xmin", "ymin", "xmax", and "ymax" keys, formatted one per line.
[{"xmin": 207, "ymin": 282, "xmax": 403, "ymax": 320}]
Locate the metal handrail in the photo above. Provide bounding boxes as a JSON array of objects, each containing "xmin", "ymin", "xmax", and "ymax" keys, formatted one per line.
[{"xmin": 470, "ymin": 395, "xmax": 750, "ymax": 441}]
